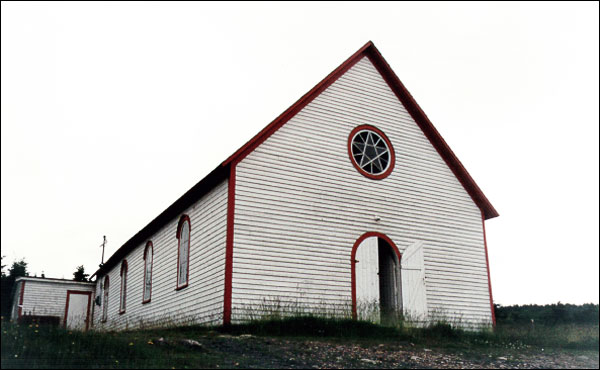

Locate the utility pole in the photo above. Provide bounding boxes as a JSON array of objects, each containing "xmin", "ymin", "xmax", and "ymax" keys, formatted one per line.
[{"xmin": 99, "ymin": 236, "xmax": 107, "ymax": 267}]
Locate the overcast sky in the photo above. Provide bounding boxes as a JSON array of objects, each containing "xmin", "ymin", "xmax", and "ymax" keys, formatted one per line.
[{"xmin": 2, "ymin": 2, "xmax": 598, "ymax": 306}]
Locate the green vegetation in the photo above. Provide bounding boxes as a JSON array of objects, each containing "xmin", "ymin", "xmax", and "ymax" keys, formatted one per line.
[
  {"xmin": 495, "ymin": 302, "xmax": 599, "ymax": 325},
  {"xmin": 72, "ymin": 265, "xmax": 90, "ymax": 282},
  {"xmin": 222, "ymin": 315, "xmax": 598, "ymax": 350},
  {"xmin": 1, "ymin": 304, "xmax": 598, "ymax": 368},
  {"xmin": 1, "ymin": 258, "xmax": 29, "ymax": 318},
  {"xmin": 1, "ymin": 319, "xmax": 222, "ymax": 369},
  {"xmin": 1, "ymin": 258, "xmax": 92, "ymax": 318}
]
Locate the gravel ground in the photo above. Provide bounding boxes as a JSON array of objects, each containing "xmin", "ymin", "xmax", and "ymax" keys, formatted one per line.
[{"xmin": 179, "ymin": 334, "xmax": 599, "ymax": 369}]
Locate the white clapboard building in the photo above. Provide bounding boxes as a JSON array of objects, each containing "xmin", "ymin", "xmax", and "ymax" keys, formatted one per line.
[
  {"xmin": 10, "ymin": 277, "xmax": 95, "ymax": 330},
  {"xmin": 20, "ymin": 41, "xmax": 499, "ymax": 331}
]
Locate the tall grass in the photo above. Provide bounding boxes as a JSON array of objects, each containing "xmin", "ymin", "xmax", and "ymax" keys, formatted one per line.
[
  {"xmin": 2, "ymin": 314, "xmax": 598, "ymax": 369},
  {"xmin": 1, "ymin": 319, "xmax": 222, "ymax": 369}
]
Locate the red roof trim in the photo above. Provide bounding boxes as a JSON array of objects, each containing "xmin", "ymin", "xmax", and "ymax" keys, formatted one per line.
[
  {"xmin": 223, "ymin": 41, "xmax": 373, "ymax": 166},
  {"xmin": 93, "ymin": 164, "xmax": 229, "ymax": 278},
  {"xmin": 223, "ymin": 41, "xmax": 497, "ymax": 219},
  {"xmin": 365, "ymin": 48, "xmax": 498, "ymax": 219},
  {"xmin": 95, "ymin": 40, "xmax": 498, "ymax": 283}
]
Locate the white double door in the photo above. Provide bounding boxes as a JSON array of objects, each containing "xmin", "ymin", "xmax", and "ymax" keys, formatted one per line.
[{"xmin": 355, "ymin": 237, "xmax": 428, "ymax": 322}]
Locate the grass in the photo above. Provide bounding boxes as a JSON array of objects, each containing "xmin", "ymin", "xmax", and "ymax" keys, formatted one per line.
[
  {"xmin": 491, "ymin": 322, "xmax": 599, "ymax": 350},
  {"xmin": 1, "ymin": 320, "xmax": 222, "ymax": 369},
  {"xmin": 223, "ymin": 314, "xmax": 599, "ymax": 351},
  {"xmin": 2, "ymin": 315, "xmax": 598, "ymax": 369}
]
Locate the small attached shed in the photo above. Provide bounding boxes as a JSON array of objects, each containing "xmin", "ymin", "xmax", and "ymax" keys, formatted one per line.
[{"xmin": 10, "ymin": 277, "xmax": 95, "ymax": 330}]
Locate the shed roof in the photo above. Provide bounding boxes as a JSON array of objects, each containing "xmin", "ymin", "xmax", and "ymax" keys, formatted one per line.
[
  {"xmin": 93, "ymin": 41, "xmax": 498, "ymax": 279},
  {"xmin": 15, "ymin": 276, "xmax": 95, "ymax": 285}
]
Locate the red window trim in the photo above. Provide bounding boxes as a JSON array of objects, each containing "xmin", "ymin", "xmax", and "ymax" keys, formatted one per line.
[
  {"xmin": 63, "ymin": 290, "xmax": 92, "ymax": 331},
  {"xmin": 175, "ymin": 215, "xmax": 191, "ymax": 290},
  {"xmin": 101, "ymin": 276, "xmax": 109, "ymax": 323},
  {"xmin": 350, "ymin": 232, "xmax": 402, "ymax": 320},
  {"xmin": 348, "ymin": 124, "xmax": 395, "ymax": 180},
  {"xmin": 142, "ymin": 241, "xmax": 153, "ymax": 304},
  {"xmin": 119, "ymin": 260, "xmax": 128, "ymax": 315}
]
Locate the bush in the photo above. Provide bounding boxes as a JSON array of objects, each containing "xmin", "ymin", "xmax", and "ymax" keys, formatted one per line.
[{"xmin": 494, "ymin": 303, "xmax": 599, "ymax": 325}]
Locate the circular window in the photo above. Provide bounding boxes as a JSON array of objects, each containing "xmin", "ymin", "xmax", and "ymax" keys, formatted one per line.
[{"xmin": 348, "ymin": 125, "xmax": 395, "ymax": 179}]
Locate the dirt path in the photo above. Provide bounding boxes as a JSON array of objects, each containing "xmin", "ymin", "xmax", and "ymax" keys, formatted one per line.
[{"xmin": 187, "ymin": 335, "xmax": 599, "ymax": 369}]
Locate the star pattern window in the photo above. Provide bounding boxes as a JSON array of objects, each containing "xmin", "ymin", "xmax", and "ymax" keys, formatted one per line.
[{"xmin": 348, "ymin": 125, "xmax": 395, "ymax": 179}]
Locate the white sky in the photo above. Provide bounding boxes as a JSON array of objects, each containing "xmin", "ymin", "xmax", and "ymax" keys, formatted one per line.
[{"xmin": 1, "ymin": 2, "xmax": 598, "ymax": 306}]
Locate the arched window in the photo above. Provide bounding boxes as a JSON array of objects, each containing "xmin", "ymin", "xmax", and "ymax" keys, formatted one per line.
[
  {"xmin": 176, "ymin": 215, "xmax": 191, "ymax": 289},
  {"xmin": 102, "ymin": 276, "xmax": 109, "ymax": 322},
  {"xmin": 143, "ymin": 241, "xmax": 153, "ymax": 303},
  {"xmin": 120, "ymin": 260, "xmax": 128, "ymax": 314}
]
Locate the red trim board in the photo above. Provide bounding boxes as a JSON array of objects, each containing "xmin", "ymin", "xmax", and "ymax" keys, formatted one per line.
[
  {"xmin": 84, "ymin": 41, "xmax": 499, "ymax": 328},
  {"xmin": 101, "ymin": 276, "xmax": 109, "ymax": 323},
  {"xmin": 63, "ymin": 290, "xmax": 92, "ymax": 331},
  {"xmin": 17, "ymin": 281, "xmax": 26, "ymax": 319},
  {"xmin": 481, "ymin": 210, "xmax": 496, "ymax": 326},
  {"xmin": 350, "ymin": 232, "xmax": 402, "ymax": 320},
  {"xmin": 220, "ymin": 41, "xmax": 498, "ymax": 326},
  {"xmin": 119, "ymin": 260, "xmax": 128, "ymax": 315},
  {"xmin": 95, "ymin": 41, "xmax": 497, "ymax": 283},
  {"xmin": 142, "ymin": 241, "xmax": 153, "ymax": 304},
  {"xmin": 222, "ymin": 41, "xmax": 497, "ymax": 220},
  {"xmin": 223, "ymin": 164, "xmax": 236, "ymax": 326},
  {"xmin": 175, "ymin": 215, "xmax": 191, "ymax": 291}
]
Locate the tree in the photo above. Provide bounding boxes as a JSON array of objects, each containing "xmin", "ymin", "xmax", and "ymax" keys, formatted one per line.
[
  {"xmin": 1, "ymin": 258, "xmax": 29, "ymax": 317},
  {"xmin": 9, "ymin": 259, "xmax": 28, "ymax": 278},
  {"xmin": 1, "ymin": 255, "xmax": 6, "ymax": 278},
  {"xmin": 73, "ymin": 265, "xmax": 89, "ymax": 282}
]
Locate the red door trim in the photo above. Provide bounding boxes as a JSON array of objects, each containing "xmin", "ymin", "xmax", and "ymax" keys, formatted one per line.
[
  {"xmin": 350, "ymin": 232, "xmax": 401, "ymax": 320},
  {"xmin": 64, "ymin": 290, "xmax": 92, "ymax": 331}
]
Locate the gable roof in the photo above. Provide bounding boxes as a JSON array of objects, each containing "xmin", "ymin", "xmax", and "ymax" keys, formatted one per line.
[
  {"xmin": 93, "ymin": 41, "xmax": 498, "ymax": 279},
  {"xmin": 225, "ymin": 41, "xmax": 498, "ymax": 219}
]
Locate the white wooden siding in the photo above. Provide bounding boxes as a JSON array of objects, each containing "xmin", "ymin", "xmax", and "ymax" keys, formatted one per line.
[
  {"xmin": 93, "ymin": 178, "xmax": 228, "ymax": 330},
  {"xmin": 401, "ymin": 241, "xmax": 428, "ymax": 321},
  {"xmin": 232, "ymin": 56, "xmax": 492, "ymax": 327},
  {"xmin": 11, "ymin": 278, "xmax": 94, "ymax": 325}
]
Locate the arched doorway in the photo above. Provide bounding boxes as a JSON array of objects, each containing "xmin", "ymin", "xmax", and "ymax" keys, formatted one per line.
[{"xmin": 351, "ymin": 232, "xmax": 402, "ymax": 323}]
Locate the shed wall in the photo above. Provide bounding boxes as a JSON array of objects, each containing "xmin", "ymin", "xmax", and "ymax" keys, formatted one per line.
[
  {"xmin": 232, "ymin": 56, "xmax": 493, "ymax": 327},
  {"xmin": 11, "ymin": 279, "xmax": 94, "ymax": 325},
  {"xmin": 93, "ymin": 179, "xmax": 228, "ymax": 330}
]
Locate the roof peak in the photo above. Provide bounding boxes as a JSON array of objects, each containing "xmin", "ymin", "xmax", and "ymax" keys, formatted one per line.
[
  {"xmin": 223, "ymin": 40, "xmax": 498, "ymax": 219},
  {"xmin": 94, "ymin": 40, "xmax": 497, "ymax": 277}
]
